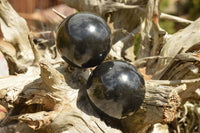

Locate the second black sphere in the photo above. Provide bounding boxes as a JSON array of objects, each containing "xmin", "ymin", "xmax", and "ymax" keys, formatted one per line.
[
  {"xmin": 87, "ymin": 60, "xmax": 145, "ymax": 119},
  {"xmin": 56, "ymin": 13, "xmax": 111, "ymax": 68}
]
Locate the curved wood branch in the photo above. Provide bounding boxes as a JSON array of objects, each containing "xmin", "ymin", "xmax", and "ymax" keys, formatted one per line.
[
  {"xmin": 28, "ymin": 34, "xmax": 41, "ymax": 66},
  {"xmin": 154, "ymin": 18, "xmax": 200, "ymax": 79},
  {"xmin": 160, "ymin": 13, "xmax": 193, "ymax": 24},
  {"xmin": 137, "ymin": 0, "xmax": 154, "ymax": 59},
  {"xmin": 0, "ymin": 0, "xmax": 34, "ymax": 63},
  {"xmin": 0, "ymin": 46, "xmax": 27, "ymax": 74}
]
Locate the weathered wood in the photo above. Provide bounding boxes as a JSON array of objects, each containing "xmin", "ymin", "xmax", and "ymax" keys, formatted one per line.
[
  {"xmin": 0, "ymin": 0, "xmax": 34, "ymax": 63},
  {"xmin": 0, "ymin": 0, "xmax": 200, "ymax": 133},
  {"xmin": 154, "ymin": 18, "xmax": 200, "ymax": 79},
  {"xmin": 0, "ymin": 60, "xmax": 181, "ymax": 133}
]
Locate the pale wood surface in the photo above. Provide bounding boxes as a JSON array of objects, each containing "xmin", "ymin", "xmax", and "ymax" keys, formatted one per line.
[{"xmin": 0, "ymin": 0, "xmax": 199, "ymax": 133}]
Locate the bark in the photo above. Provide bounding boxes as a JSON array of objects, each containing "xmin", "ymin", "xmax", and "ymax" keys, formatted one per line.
[{"xmin": 0, "ymin": 0, "xmax": 200, "ymax": 133}]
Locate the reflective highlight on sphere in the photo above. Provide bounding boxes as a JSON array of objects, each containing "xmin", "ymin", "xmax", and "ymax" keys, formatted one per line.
[
  {"xmin": 87, "ymin": 60, "xmax": 145, "ymax": 119},
  {"xmin": 56, "ymin": 13, "xmax": 111, "ymax": 68}
]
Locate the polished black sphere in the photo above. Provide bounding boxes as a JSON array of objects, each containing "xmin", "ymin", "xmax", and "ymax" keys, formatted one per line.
[
  {"xmin": 56, "ymin": 12, "xmax": 111, "ymax": 68},
  {"xmin": 86, "ymin": 60, "xmax": 145, "ymax": 119}
]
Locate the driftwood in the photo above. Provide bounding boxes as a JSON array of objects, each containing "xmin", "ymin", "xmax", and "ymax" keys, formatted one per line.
[{"xmin": 0, "ymin": 0, "xmax": 200, "ymax": 133}]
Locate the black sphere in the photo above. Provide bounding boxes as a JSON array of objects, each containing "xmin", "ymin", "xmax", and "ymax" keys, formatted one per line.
[
  {"xmin": 86, "ymin": 60, "xmax": 145, "ymax": 119},
  {"xmin": 56, "ymin": 13, "xmax": 111, "ymax": 68}
]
